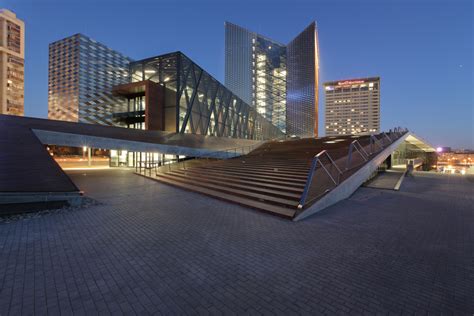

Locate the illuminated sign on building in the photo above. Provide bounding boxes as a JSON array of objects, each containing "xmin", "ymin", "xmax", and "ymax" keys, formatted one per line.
[{"xmin": 337, "ymin": 80, "xmax": 365, "ymax": 86}]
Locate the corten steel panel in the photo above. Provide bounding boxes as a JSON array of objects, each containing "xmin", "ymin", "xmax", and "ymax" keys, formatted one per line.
[
  {"xmin": 0, "ymin": 120, "xmax": 79, "ymax": 193},
  {"xmin": 112, "ymin": 81, "xmax": 147, "ymax": 97},
  {"xmin": 113, "ymin": 80, "xmax": 166, "ymax": 131},
  {"xmin": 286, "ymin": 22, "xmax": 319, "ymax": 138},
  {"xmin": 164, "ymin": 88, "xmax": 177, "ymax": 133},
  {"xmin": 145, "ymin": 81, "xmax": 165, "ymax": 131}
]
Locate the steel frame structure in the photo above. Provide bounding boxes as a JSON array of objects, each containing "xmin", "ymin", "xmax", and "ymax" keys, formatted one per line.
[{"xmin": 129, "ymin": 52, "xmax": 283, "ymax": 140}]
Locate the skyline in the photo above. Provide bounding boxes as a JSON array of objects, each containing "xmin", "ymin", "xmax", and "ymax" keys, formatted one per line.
[{"xmin": 4, "ymin": 0, "xmax": 473, "ymax": 148}]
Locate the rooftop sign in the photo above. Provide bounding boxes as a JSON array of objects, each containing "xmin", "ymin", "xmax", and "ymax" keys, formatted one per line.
[{"xmin": 337, "ymin": 80, "xmax": 365, "ymax": 86}]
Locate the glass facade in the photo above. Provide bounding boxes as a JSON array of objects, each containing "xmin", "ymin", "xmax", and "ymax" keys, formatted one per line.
[
  {"xmin": 225, "ymin": 22, "xmax": 319, "ymax": 137},
  {"xmin": 253, "ymin": 37, "xmax": 287, "ymax": 133},
  {"xmin": 130, "ymin": 52, "xmax": 283, "ymax": 140},
  {"xmin": 48, "ymin": 34, "xmax": 132, "ymax": 125},
  {"xmin": 225, "ymin": 22, "xmax": 287, "ymax": 133},
  {"xmin": 286, "ymin": 22, "xmax": 319, "ymax": 138}
]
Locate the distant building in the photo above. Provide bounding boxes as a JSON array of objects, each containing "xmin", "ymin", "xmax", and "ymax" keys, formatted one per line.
[
  {"xmin": 225, "ymin": 22, "xmax": 319, "ymax": 137},
  {"xmin": 48, "ymin": 34, "xmax": 131, "ymax": 125},
  {"xmin": 0, "ymin": 9, "xmax": 24, "ymax": 116},
  {"xmin": 324, "ymin": 77, "xmax": 380, "ymax": 136}
]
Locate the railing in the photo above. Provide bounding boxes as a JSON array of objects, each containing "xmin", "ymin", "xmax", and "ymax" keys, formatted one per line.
[
  {"xmin": 346, "ymin": 139, "xmax": 369, "ymax": 170},
  {"xmin": 369, "ymin": 134, "xmax": 384, "ymax": 154},
  {"xmin": 298, "ymin": 128, "xmax": 409, "ymax": 210},
  {"xmin": 298, "ymin": 150, "xmax": 343, "ymax": 208},
  {"xmin": 137, "ymin": 160, "xmax": 160, "ymax": 177}
]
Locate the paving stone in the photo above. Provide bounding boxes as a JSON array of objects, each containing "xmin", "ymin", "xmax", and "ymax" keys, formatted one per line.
[{"xmin": 0, "ymin": 170, "xmax": 472, "ymax": 314}]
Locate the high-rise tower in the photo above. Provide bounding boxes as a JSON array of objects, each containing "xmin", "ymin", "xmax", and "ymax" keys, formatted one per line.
[
  {"xmin": 0, "ymin": 9, "xmax": 25, "ymax": 116},
  {"xmin": 324, "ymin": 77, "xmax": 380, "ymax": 136},
  {"xmin": 225, "ymin": 22, "xmax": 319, "ymax": 137}
]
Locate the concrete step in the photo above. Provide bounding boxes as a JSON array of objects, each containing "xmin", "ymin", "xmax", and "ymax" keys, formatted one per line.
[
  {"xmin": 173, "ymin": 169, "xmax": 305, "ymax": 192},
  {"xmin": 199, "ymin": 165, "xmax": 309, "ymax": 179},
  {"xmin": 138, "ymin": 173, "xmax": 296, "ymax": 218},
  {"xmin": 209, "ymin": 163, "xmax": 311, "ymax": 174},
  {"xmin": 172, "ymin": 168, "xmax": 306, "ymax": 189},
  {"xmin": 168, "ymin": 170, "xmax": 302, "ymax": 199},
  {"xmin": 156, "ymin": 173, "xmax": 300, "ymax": 208},
  {"xmin": 190, "ymin": 167, "xmax": 308, "ymax": 184}
]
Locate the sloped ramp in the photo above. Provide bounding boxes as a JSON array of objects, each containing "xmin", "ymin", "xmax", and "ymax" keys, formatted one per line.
[
  {"xmin": 294, "ymin": 134, "xmax": 408, "ymax": 221},
  {"xmin": 364, "ymin": 170, "xmax": 406, "ymax": 190},
  {"xmin": 0, "ymin": 119, "xmax": 82, "ymax": 214}
]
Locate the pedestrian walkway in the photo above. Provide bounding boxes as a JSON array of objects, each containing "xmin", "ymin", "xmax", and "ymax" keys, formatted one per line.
[
  {"xmin": 0, "ymin": 169, "xmax": 472, "ymax": 314},
  {"xmin": 365, "ymin": 169, "xmax": 406, "ymax": 190}
]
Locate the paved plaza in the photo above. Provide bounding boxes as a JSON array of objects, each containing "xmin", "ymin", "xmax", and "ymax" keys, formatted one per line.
[{"xmin": 0, "ymin": 169, "xmax": 473, "ymax": 314}]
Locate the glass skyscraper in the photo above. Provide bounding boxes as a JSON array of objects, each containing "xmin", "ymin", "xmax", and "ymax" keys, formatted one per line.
[
  {"xmin": 225, "ymin": 21, "xmax": 319, "ymax": 137},
  {"xmin": 48, "ymin": 34, "xmax": 132, "ymax": 125},
  {"xmin": 225, "ymin": 22, "xmax": 287, "ymax": 133}
]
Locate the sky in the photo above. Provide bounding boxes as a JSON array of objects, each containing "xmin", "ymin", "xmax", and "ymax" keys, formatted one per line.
[{"xmin": 4, "ymin": 0, "xmax": 473, "ymax": 148}]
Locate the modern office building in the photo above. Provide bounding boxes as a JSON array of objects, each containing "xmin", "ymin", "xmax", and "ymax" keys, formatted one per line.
[
  {"xmin": 225, "ymin": 22, "xmax": 287, "ymax": 133},
  {"xmin": 225, "ymin": 21, "xmax": 319, "ymax": 137},
  {"xmin": 48, "ymin": 34, "xmax": 131, "ymax": 125},
  {"xmin": 48, "ymin": 34, "xmax": 282, "ymax": 142},
  {"xmin": 324, "ymin": 77, "xmax": 380, "ymax": 136},
  {"xmin": 0, "ymin": 9, "xmax": 24, "ymax": 116},
  {"xmin": 114, "ymin": 52, "xmax": 283, "ymax": 140}
]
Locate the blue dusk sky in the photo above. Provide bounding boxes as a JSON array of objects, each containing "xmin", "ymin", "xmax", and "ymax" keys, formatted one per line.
[{"xmin": 4, "ymin": 0, "xmax": 473, "ymax": 148}]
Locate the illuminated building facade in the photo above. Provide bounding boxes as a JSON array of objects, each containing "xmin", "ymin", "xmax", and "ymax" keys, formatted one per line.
[
  {"xmin": 0, "ymin": 9, "xmax": 24, "ymax": 116},
  {"xmin": 48, "ymin": 34, "xmax": 282, "ymax": 141},
  {"xmin": 114, "ymin": 52, "xmax": 283, "ymax": 140},
  {"xmin": 324, "ymin": 77, "xmax": 380, "ymax": 136},
  {"xmin": 48, "ymin": 34, "xmax": 131, "ymax": 124},
  {"xmin": 225, "ymin": 22, "xmax": 319, "ymax": 137}
]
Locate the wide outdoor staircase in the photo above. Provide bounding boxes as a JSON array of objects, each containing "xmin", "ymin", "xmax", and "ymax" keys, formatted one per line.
[
  {"xmin": 155, "ymin": 156, "xmax": 311, "ymax": 218},
  {"xmin": 138, "ymin": 129, "xmax": 409, "ymax": 219}
]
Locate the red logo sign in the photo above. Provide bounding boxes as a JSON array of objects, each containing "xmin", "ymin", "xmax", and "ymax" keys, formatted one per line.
[{"xmin": 337, "ymin": 80, "xmax": 365, "ymax": 86}]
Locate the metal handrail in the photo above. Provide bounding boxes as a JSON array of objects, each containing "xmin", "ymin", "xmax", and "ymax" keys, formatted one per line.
[
  {"xmin": 298, "ymin": 150, "xmax": 343, "ymax": 209},
  {"xmin": 383, "ymin": 132, "xmax": 393, "ymax": 144},
  {"xmin": 369, "ymin": 135, "xmax": 384, "ymax": 154},
  {"xmin": 298, "ymin": 127, "xmax": 409, "ymax": 210},
  {"xmin": 346, "ymin": 140, "xmax": 369, "ymax": 170}
]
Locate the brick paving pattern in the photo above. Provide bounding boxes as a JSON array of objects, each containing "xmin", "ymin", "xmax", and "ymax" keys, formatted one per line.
[{"xmin": 1, "ymin": 169, "xmax": 473, "ymax": 314}]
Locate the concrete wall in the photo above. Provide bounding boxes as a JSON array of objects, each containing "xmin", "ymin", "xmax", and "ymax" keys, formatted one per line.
[{"xmin": 294, "ymin": 133, "xmax": 409, "ymax": 221}]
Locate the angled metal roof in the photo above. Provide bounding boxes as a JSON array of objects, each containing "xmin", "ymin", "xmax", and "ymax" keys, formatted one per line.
[{"xmin": 405, "ymin": 134, "xmax": 436, "ymax": 152}]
